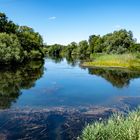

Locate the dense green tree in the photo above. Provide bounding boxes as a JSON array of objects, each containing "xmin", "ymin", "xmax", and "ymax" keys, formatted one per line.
[
  {"xmin": 0, "ymin": 11, "xmax": 137, "ymax": 63},
  {"xmin": 0, "ymin": 12, "xmax": 45, "ymax": 64},
  {"xmin": 47, "ymin": 29, "xmax": 136, "ymax": 59},
  {"xmin": 88, "ymin": 30, "xmax": 135, "ymax": 54},
  {"xmin": 93, "ymin": 37, "xmax": 104, "ymax": 53},
  {"xmin": 17, "ymin": 26, "xmax": 44, "ymax": 58},
  {"xmin": 103, "ymin": 30, "xmax": 135, "ymax": 54},
  {"xmin": 48, "ymin": 44, "xmax": 62, "ymax": 56},
  {"xmin": 0, "ymin": 13, "xmax": 17, "ymax": 34},
  {"xmin": 129, "ymin": 43, "xmax": 140, "ymax": 52},
  {"xmin": 88, "ymin": 35, "xmax": 101, "ymax": 53},
  {"xmin": 65, "ymin": 42, "xmax": 78, "ymax": 56},
  {"xmin": 78, "ymin": 40, "xmax": 89, "ymax": 57},
  {"xmin": 47, "ymin": 44, "xmax": 64, "ymax": 56},
  {"xmin": 90, "ymin": 30, "xmax": 135, "ymax": 54},
  {"xmin": 1, "ymin": 12, "xmax": 136, "ymax": 63},
  {"xmin": 0, "ymin": 33, "xmax": 24, "ymax": 64}
]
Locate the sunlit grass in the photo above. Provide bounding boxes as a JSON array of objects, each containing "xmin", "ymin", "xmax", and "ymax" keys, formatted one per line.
[
  {"xmin": 82, "ymin": 54, "xmax": 140, "ymax": 70},
  {"xmin": 79, "ymin": 108, "xmax": 140, "ymax": 140}
]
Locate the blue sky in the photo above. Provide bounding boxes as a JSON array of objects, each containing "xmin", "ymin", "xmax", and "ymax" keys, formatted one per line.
[{"xmin": 0, "ymin": 0, "xmax": 140, "ymax": 44}]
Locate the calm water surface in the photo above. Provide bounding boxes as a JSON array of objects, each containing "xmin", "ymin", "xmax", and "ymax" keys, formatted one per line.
[
  {"xmin": 0, "ymin": 58, "xmax": 140, "ymax": 140},
  {"xmin": 11, "ymin": 58, "xmax": 140, "ymax": 108}
]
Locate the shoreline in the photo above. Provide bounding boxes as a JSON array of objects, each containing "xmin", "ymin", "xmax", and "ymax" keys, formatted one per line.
[{"xmin": 81, "ymin": 54, "xmax": 140, "ymax": 71}]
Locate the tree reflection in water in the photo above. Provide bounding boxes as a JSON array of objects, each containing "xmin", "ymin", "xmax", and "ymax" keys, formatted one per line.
[
  {"xmin": 87, "ymin": 67, "xmax": 140, "ymax": 88},
  {"xmin": 0, "ymin": 60, "xmax": 44, "ymax": 109},
  {"xmin": 46, "ymin": 55, "xmax": 140, "ymax": 89}
]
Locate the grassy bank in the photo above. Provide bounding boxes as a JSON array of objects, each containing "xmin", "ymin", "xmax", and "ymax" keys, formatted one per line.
[
  {"xmin": 82, "ymin": 54, "xmax": 140, "ymax": 70},
  {"xmin": 79, "ymin": 108, "xmax": 140, "ymax": 140}
]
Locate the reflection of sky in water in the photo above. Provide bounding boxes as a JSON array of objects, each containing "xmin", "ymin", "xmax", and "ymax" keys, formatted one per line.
[{"xmin": 11, "ymin": 58, "xmax": 140, "ymax": 108}]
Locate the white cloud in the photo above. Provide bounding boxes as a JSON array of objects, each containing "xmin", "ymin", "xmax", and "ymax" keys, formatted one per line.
[{"xmin": 48, "ymin": 16, "xmax": 56, "ymax": 20}]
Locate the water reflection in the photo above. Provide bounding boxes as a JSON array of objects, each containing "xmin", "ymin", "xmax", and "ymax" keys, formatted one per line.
[
  {"xmin": 87, "ymin": 68, "xmax": 140, "ymax": 88},
  {"xmin": 0, "ymin": 61, "xmax": 44, "ymax": 109},
  {"xmin": 47, "ymin": 55, "xmax": 140, "ymax": 88},
  {"xmin": 47, "ymin": 55, "xmax": 64, "ymax": 63},
  {"xmin": 0, "ymin": 57, "xmax": 140, "ymax": 140},
  {"xmin": 65, "ymin": 55, "xmax": 79, "ymax": 66},
  {"xmin": 47, "ymin": 55, "xmax": 79, "ymax": 66}
]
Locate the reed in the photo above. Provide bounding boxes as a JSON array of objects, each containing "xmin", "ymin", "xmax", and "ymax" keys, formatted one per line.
[
  {"xmin": 82, "ymin": 54, "xmax": 140, "ymax": 70},
  {"xmin": 79, "ymin": 108, "xmax": 140, "ymax": 140}
]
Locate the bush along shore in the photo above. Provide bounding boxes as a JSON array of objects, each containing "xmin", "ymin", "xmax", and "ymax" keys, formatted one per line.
[
  {"xmin": 78, "ymin": 108, "xmax": 140, "ymax": 140},
  {"xmin": 1, "ymin": 11, "xmax": 140, "ymax": 68},
  {"xmin": 44, "ymin": 27, "xmax": 140, "ymax": 70},
  {"xmin": 44, "ymin": 29, "xmax": 140, "ymax": 59},
  {"xmin": 0, "ymin": 12, "xmax": 44, "ymax": 65}
]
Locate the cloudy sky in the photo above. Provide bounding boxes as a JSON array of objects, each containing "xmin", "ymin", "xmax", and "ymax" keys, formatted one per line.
[{"xmin": 0, "ymin": 0, "xmax": 140, "ymax": 44}]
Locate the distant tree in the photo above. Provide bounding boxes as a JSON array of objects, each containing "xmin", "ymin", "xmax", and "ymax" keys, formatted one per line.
[
  {"xmin": 103, "ymin": 29, "xmax": 135, "ymax": 54},
  {"xmin": 129, "ymin": 43, "xmax": 140, "ymax": 52},
  {"xmin": 92, "ymin": 36, "xmax": 103, "ymax": 53},
  {"xmin": 65, "ymin": 42, "xmax": 78, "ymax": 56},
  {"xmin": 47, "ymin": 44, "xmax": 64, "ymax": 56},
  {"xmin": 78, "ymin": 40, "xmax": 89, "ymax": 57},
  {"xmin": 88, "ymin": 35, "xmax": 101, "ymax": 53}
]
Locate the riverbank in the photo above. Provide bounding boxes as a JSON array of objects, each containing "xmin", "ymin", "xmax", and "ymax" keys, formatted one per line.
[
  {"xmin": 82, "ymin": 54, "xmax": 140, "ymax": 70},
  {"xmin": 79, "ymin": 107, "xmax": 140, "ymax": 140}
]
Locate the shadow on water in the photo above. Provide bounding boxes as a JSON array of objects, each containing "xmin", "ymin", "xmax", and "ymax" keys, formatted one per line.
[
  {"xmin": 47, "ymin": 55, "xmax": 64, "ymax": 64},
  {"xmin": 0, "ymin": 60, "xmax": 44, "ymax": 109},
  {"xmin": 48, "ymin": 55, "xmax": 140, "ymax": 88},
  {"xmin": 47, "ymin": 54, "xmax": 80, "ymax": 67},
  {"xmin": 86, "ymin": 67, "xmax": 140, "ymax": 88}
]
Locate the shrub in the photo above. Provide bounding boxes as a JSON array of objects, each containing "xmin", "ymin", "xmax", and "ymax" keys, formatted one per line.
[
  {"xmin": 84, "ymin": 54, "xmax": 140, "ymax": 70},
  {"xmin": 79, "ymin": 108, "xmax": 140, "ymax": 140}
]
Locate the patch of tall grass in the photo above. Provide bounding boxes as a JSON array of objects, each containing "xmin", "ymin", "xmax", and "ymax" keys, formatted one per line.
[
  {"xmin": 79, "ymin": 108, "xmax": 140, "ymax": 140},
  {"xmin": 83, "ymin": 54, "xmax": 140, "ymax": 70}
]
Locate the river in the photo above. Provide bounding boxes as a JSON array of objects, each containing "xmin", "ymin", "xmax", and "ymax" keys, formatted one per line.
[{"xmin": 0, "ymin": 57, "xmax": 140, "ymax": 140}]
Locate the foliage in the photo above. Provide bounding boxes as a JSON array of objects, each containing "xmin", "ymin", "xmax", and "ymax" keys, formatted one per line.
[
  {"xmin": 102, "ymin": 30, "xmax": 135, "ymax": 54},
  {"xmin": 0, "ymin": 33, "xmax": 24, "ymax": 64},
  {"xmin": 17, "ymin": 26, "xmax": 44, "ymax": 58},
  {"xmin": 66, "ymin": 42, "xmax": 78, "ymax": 56},
  {"xmin": 0, "ymin": 12, "xmax": 139, "ymax": 64},
  {"xmin": 46, "ymin": 29, "xmax": 137, "ymax": 59},
  {"xmin": 0, "ymin": 12, "xmax": 17, "ymax": 34},
  {"xmin": 89, "ymin": 35, "xmax": 104, "ymax": 53},
  {"xmin": 130, "ymin": 44, "xmax": 140, "ymax": 52},
  {"xmin": 78, "ymin": 40, "xmax": 89, "ymax": 57},
  {"xmin": 0, "ymin": 60, "xmax": 44, "ymax": 109},
  {"xmin": 47, "ymin": 44, "xmax": 65, "ymax": 56},
  {"xmin": 79, "ymin": 108, "xmax": 140, "ymax": 140},
  {"xmin": 82, "ymin": 54, "xmax": 140, "ymax": 70},
  {"xmin": 0, "ymin": 12, "xmax": 44, "ymax": 64}
]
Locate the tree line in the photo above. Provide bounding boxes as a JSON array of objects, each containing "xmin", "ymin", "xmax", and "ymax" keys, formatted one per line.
[
  {"xmin": 0, "ymin": 12, "xmax": 44, "ymax": 64},
  {"xmin": 1, "ymin": 12, "xmax": 140, "ymax": 64},
  {"xmin": 45, "ymin": 29, "xmax": 140, "ymax": 59}
]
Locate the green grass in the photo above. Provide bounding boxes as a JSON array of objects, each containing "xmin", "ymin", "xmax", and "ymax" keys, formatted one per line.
[
  {"xmin": 79, "ymin": 108, "xmax": 140, "ymax": 140},
  {"xmin": 82, "ymin": 54, "xmax": 140, "ymax": 70}
]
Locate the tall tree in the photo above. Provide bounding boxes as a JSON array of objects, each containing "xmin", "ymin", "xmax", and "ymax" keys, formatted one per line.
[
  {"xmin": 17, "ymin": 26, "xmax": 44, "ymax": 57},
  {"xmin": 0, "ymin": 13, "xmax": 17, "ymax": 34}
]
